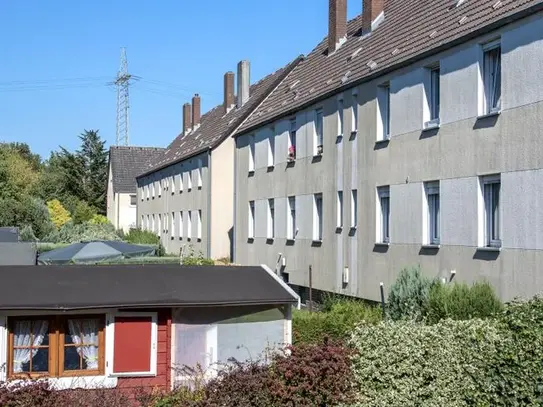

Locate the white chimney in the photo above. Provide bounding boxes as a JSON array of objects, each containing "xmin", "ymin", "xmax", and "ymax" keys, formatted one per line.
[{"xmin": 237, "ymin": 60, "xmax": 250, "ymax": 108}]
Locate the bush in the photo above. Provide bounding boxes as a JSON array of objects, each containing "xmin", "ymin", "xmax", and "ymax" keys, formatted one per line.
[
  {"xmin": 427, "ymin": 280, "xmax": 503, "ymax": 324},
  {"xmin": 71, "ymin": 199, "xmax": 97, "ymax": 224},
  {"xmin": 44, "ymin": 221, "xmax": 121, "ymax": 244},
  {"xmin": 88, "ymin": 214, "xmax": 109, "ymax": 225},
  {"xmin": 124, "ymin": 228, "xmax": 160, "ymax": 245},
  {"xmin": 19, "ymin": 225, "xmax": 37, "ymax": 242},
  {"xmin": 46, "ymin": 199, "xmax": 71, "ymax": 229},
  {"xmin": 181, "ymin": 245, "xmax": 214, "ymax": 266},
  {"xmin": 349, "ymin": 318, "xmax": 504, "ymax": 407},
  {"xmin": 293, "ymin": 299, "xmax": 382, "ymax": 345},
  {"xmin": 388, "ymin": 266, "xmax": 432, "ymax": 321}
]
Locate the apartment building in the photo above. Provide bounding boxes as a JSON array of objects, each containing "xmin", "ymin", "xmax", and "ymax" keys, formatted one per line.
[
  {"xmin": 107, "ymin": 146, "xmax": 164, "ymax": 232},
  {"xmin": 136, "ymin": 58, "xmax": 302, "ymax": 258},
  {"xmin": 233, "ymin": 0, "xmax": 543, "ymax": 301}
]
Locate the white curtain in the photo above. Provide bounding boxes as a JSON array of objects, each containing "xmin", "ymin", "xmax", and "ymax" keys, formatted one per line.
[
  {"xmin": 68, "ymin": 319, "xmax": 99, "ymax": 370},
  {"xmin": 13, "ymin": 320, "xmax": 48, "ymax": 373}
]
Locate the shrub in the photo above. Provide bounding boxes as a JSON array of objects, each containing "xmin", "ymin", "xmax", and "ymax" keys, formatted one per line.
[
  {"xmin": 387, "ymin": 265, "xmax": 433, "ymax": 321},
  {"xmin": 349, "ymin": 318, "xmax": 504, "ymax": 407},
  {"xmin": 293, "ymin": 299, "xmax": 382, "ymax": 345},
  {"xmin": 47, "ymin": 199, "xmax": 71, "ymax": 229},
  {"xmin": 427, "ymin": 280, "xmax": 503, "ymax": 324},
  {"xmin": 124, "ymin": 228, "xmax": 160, "ymax": 245},
  {"xmin": 88, "ymin": 214, "xmax": 109, "ymax": 225},
  {"xmin": 44, "ymin": 221, "xmax": 120, "ymax": 243},
  {"xmin": 19, "ymin": 224, "xmax": 37, "ymax": 242},
  {"xmin": 71, "ymin": 199, "xmax": 96, "ymax": 224},
  {"xmin": 181, "ymin": 246, "xmax": 214, "ymax": 266}
]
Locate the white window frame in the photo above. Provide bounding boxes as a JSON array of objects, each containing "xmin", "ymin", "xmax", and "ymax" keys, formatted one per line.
[
  {"xmin": 157, "ymin": 214, "xmax": 162, "ymax": 237},
  {"xmin": 179, "ymin": 172, "xmax": 184, "ymax": 192},
  {"xmin": 187, "ymin": 171, "xmax": 192, "ymax": 191},
  {"xmin": 179, "ymin": 211, "xmax": 183, "ymax": 239},
  {"xmin": 151, "ymin": 214, "xmax": 155, "ymax": 232},
  {"xmin": 187, "ymin": 211, "xmax": 192, "ymax": 240},
  {"xmin": 337, "ymin": 96, "xmax": 344, "ymax": 137},
  {"xmin": 377, "ymin": 187, "xmax": 390, "ymax": 243},
  {"xmin": 248, "ymin": 134, "xmax": 255, "ymax": 173},
  {"xmin": 129, "ymin": 194, "xmax": 137, "ymax": 207},
  {"xmin": 336, "ymin": 191, "xmax": 344, "ymax": 229},
  {"xmin": 377, "ymin": 83, "xmax": 390, "ymax": 141},
  {"xmin": 151, "ymin": 182, "xmax": 155, "ymax": 199},
  {"xmin": 0, "ymin": 315, "xmax": 7, "ymax": 382},
  {"xmin": 248, "ymin": 201, "xmax": 255, "ymax": 239},
  {"xmin": 287, "ymin": 196, "xmax": 296, "ymax": 240},
  {"xmin": 267, "ymin": 128, "xmax": 275, "ymax": 168},
  {"xmin": 105, "ymin": 312, "xmax": 158, "ymax": 378},
  {"xmin": 158, "ymin": 179, "xmax": 162, "ymax": 197},
  {"xmin": 197, "ymin": 210, "xmax": 202, "ymax": 240},
  {"xmin": 171, "ymin": 175, "xmax": 175, "ymax": 194},
  {"xmin": 424, "ymin": 182, "xmax": 440, "ymax": 245},
  {"xmin": 171, "ymin": 211, "xmax": 176, "ymax": 239},
  {"xmin": 480, "ymin": 40, "xmax": 502, "ymax": 115},
  {"xmin": 423, "ymin": 65, "xmax": 440, "ymax": 128},
  {"xmin": 314, "ymin": 108, "xmax": 324, "ymax": 156},
  {"xmin": 351, "ymin": 189, "xmax": 358, "ymax": 229},
  {"xmin": 351, "ymin": 89, "xmax": 359, "ymax": 135},
  {"xmin": 267, "ymin": 198, "xmax": 275, "ymax": 239},
  {"xmin": 197, "ymin": 159, "xmax": 203, "ymax": 188},
  {"xmin": 288, "ymin": 119, "xmax": 296, "ymax": 160},
  {"xmin": 146, "ymin": 214, "xmax": 150, "ymax": 231},
  {"xmin": 481, "ymin": 175, "xmax": 501, "ymax": 248},
  {"xmin": 313, "ymin": 193, "xmax": 323, "ymax": 241}
]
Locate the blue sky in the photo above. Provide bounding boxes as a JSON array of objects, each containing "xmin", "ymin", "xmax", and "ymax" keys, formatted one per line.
[{"xmin": 0, "ymin": 1, "xmax": 362, "ymax": 159}]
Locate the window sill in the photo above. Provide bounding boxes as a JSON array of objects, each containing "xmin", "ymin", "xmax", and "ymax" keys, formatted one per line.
[
  {"xmin": 45, "ymin": 376, "xmax": 118, "ymax": 390},
  {"xmin": 422, "ymin": 120, "xmax": 440, "ymax": 131},
  {"xmin": 266, "ymin": 238, "xmax": 274, "ymax": 244},
  {"xmin": 171, "ymin": 237, "xmax": 175, "ymax": 240},
  {"xmin": 311, "ymin": 239, "xmax": 323, "ymax": 244},
  {"xmin": 421, "ymin": 244, "xmax": 440, "ymax": 249},
  {"xmin": 248, "ymin": 170, "xmax": 255, "ymax": 177},
  {"xmin": 197, "ymin": 238, "xmax": 202, "ymax": 242},
  {"xmin": 188, "ymin": 188, "xmax": 192, "ymax": 192},
  {"xmin": 375, "ymin": 138, "xmax": 390, "ymax": 148},
  {"xmin": 247, "ymin": 237, "xmax": 254, "ymax": 243},
  {"xmin": 336, "ymin": 226, "xmax": 343, "ymax": 233},
  {"xmin": 477, "ymin": 110, "xmax": 501, "ymax": 120},
  {"xmin": 350, "ymin": 130, "xmax": 358, "ymax": 138},
  {"xmin": 286, "ymin": 238, "xmax": 295, "ymax": 244},
  {"xmin": 476, "ymin": 246, "xmax": 501, "ymax": 252},
  {"xmin": 374, "ymin": 242, "xmax": 390, "ymax": 247},
  {"xmin": 267, "ymin": 165, "xmax": 275, "ymax": 170}
]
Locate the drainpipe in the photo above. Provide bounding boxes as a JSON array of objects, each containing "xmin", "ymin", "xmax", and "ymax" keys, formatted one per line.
[
  {"xmin": 232, "ymin": 138, "xmax": 238, "ymax": 263},
  {"xmin": 207, "ymin": 147, "xmax": 212, "ymax": 259}
]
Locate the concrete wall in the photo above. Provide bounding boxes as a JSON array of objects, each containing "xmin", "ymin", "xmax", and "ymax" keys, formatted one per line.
[
  {"xmin": 234, "ymin": 12, "xmax": 543, "ymax": 302},
  {"xmin": 116, "ymin": 193, "xmax": 137, "ymax": 233},
  {"xmin": 137, "ymin": 152, "xmax": 209, "ymax": 257}
]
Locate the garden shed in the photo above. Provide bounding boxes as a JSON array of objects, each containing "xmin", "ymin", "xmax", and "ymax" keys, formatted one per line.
[{"xmin": 0, "ymin": 264, "xmax": 298, "ymax": 391}]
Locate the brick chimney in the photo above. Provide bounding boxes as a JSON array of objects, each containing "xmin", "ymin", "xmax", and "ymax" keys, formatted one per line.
[
  {"xmin": 192, "ymin": 94, "xmax": 201, "ymax": 129},
  {"xmin": 183, "ymin": 102, "xmax": 192, "ymax": 135},
  {"xmin": 329, "ymin": 0, "xmax": 347, "ymax": 53},
  {"xmin": 224, "ymin": 71, "xmax": 235, "ymax": 114},
  {"xmin": 237, "ymin": 60, "xmax": 250, "ymax": 108},
  {"xmin": 362, "ymin": 0, "xmax": 385, "ymax": 33}
]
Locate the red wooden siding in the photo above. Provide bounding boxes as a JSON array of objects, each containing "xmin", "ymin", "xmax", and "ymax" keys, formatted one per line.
[
  {"xmin": 117, "ymin": 309, "xmax": 171, "ymax": 392},
  {"xmin": 113, "ymin": 316, "xmax": 152, "ymax": 373}
]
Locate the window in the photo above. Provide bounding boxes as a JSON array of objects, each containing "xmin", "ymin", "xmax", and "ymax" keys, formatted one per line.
[
  {"xmin": 158, "ymin": 214, "xmax": 162, "ymax": 237},
  {"xmin": 187, "ymin": 171, "xmax": 192, "ymax": 191},
  {"xmin": 288, "ymin": 119, "xmax": 296, "ymax": 161},
  {"xmin": 351, "ymin": 90, "xmax": 358, "ymax": 134},
  {"xmin": 482, "ymin": 176, "xmax": 501, "ymax": 248},
  {"xmin": 158, "ymin": 180, "xmax": 162, "ymax": 197},
  {"xmin": 248, "ymin": 201, "xmax": 255, "ymax": 239},
  {"xmin": 140, "ymin": 188, "xmax": 144, "ymax": 201},
  {"xmin": 313, "ymin": 193, "xmax": 323, "ymax": 241},
  {"xmin": 425, "ymin": 182, "xmax": 440, "ymax": 245},
  {"xmin": 482, "ymin": 42, "xmax": 501, "ymax": 114},
  {"xmin": 197, "ymin": 159, "xmax": 203, "ymax": 188},
  {"xmin": 141, "ymin": 215, "xmax": 144, "ymax": 229},
  {"xmin": 171, "ymin": 175, "xmax": 175, "ymax": 194},
  {"xmin": 179, "ymin": 211, "xmax": 183, "ymax": 239},
  {"xmin": 424, "ymin": 66, "xmax": 440, "ymax": 127},
  {"xmin": 287, "ymin": 196, "xmax": 296, "ymax": 240},
  {"xmin": 378, "ymin": 187, "xmax": 390, "ymax": 243},
  {"xmin": 351, "ymin": 189, "xmax": 358, "ymax": 228},
  {"xmin": 267, "ymin": 199, "xmax": 275, "ymax": 239},
  {"xmin": 267, "ymin": 130, "xmax": 275, "ymax": 167},
  {"xmin": 377, "ymin": 84, "xmax": 390, "ymax": 141},
  {"xmin": 130, "ymin": 194, "xmax": 137, "ymax": 206},
  {"xmin": 314, "ymin": 108, "xmax": 324, "ymax": 155},
  {"xmin": 187, "ymin": 211, "xmax": 192, "ymax": 240},
  {"xmin": 179, "ymin": 172, "xmax": 184, "ymax": 192},
  {"xmin": 337, "ymin": 191, "xmax": 344, "ymax": 229},
  {"xmin": 151, "ymin": 182, "xmax": 155, "ymax": 199},
  {"xmin": 337, "ymin": 97, "xmax": 344, "ymax": 136},
  {"xmin": 171, "ymin": 212, "xmax": 176, "ymax": 239},
  {"xmin": 146, "ymin": 214, "xmax": 150, "ymax": 231},
  {"xmin": 146, "ymin": 185, "xmax": 149, "ymax": 200},
  {"xmin": 151, "ymin": 214, "xmax": 155, "ymax": 232},
  {"xmin": 248, "ymin": 134, "xmax": 255, "ymax": 172},
  {"xmin": 197, "ymin": 210, "xmax": 202, "ymax": 240},
  {"xmin": 7, "ymin": 316, "xmax": 104, "ymax": 378}
]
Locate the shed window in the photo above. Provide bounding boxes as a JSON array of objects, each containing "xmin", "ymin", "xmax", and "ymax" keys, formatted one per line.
[{"xmin": 7, "ymin": 316, "xmax": 105, "ymax": 378}]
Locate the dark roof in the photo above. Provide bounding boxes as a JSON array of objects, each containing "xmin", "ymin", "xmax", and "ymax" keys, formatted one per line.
[
  {"xmin": 237, "ymin": 0, "xmax": 543, "ymax": 134},
  {"xmin": 138, "ymin": 56, "xmax": 304, "ymax": 178},
  {"xmin": 0, "ymin": 264, "xmax": 298, "ymax": 310},
  {"xmin": 0, "ymin": 227, "xmax": 18, "ymax": 242},
  {"xmin": 109, "ymin": 146, "xmax": 165, "ymax": 193}
]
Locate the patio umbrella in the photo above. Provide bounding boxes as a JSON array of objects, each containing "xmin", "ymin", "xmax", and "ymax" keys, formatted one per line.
[{"xmin": 38, "ymin": 240, "xmax": 156, "ymax": 265}]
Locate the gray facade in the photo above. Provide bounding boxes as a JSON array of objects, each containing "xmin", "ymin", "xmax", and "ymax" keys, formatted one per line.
[
  {"xmin": 234, "ymin": 12, "xmax": 543, "ymax": 302},
  {"xmin": 137, "ymin": 151, "xmax": 210, "ymax": 257}
]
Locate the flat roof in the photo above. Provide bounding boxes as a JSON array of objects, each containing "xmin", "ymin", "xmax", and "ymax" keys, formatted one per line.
[{"xmin": 0, "ymin": 264, "xmax": 298, "ymax": 311}]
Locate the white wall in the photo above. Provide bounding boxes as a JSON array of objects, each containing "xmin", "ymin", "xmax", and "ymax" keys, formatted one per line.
[
  {"xmin": 390, "ymin": 182, "xmax": 423, "ymax": 245},
  {"xmin": 390, "ymin": 69, "xmax": 424, "ymax": 137}
]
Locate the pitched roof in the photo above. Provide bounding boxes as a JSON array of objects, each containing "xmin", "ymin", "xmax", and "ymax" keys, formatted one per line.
[
  {"xmin": 109, "ymin": 146, "xmax": 165, "ymax": 193},
  {"xmin": 0, "ymin": 264, "xmax": 299, "ymax": 310},
  {"xmin": 138, "ymin": 56, "xmax": 304, "ymax": 177},
  {"xmin": 238, "ymin": 0, "xmax": 543, "ymax": 134}
]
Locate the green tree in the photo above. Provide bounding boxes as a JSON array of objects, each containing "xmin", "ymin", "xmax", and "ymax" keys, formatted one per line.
[
  {"xmin": 47, "ymin": 199, "xmax": 72, "ymax": 229},
  {"xmin": 0, "ymin": 144, "xmax": 39, "ymax": 199},
  {"xmin": 76, "ymin": 130, "xmax": 108, "ymax": 214}
]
